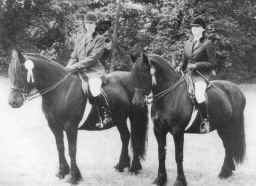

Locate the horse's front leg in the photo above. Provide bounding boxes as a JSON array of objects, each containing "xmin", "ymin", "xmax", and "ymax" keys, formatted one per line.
[
  {"xmin": 48, "ymin": 123, "xmax": 69, "ymax": 179},
  {"xmin": 114, "ymin": 122, "xmax": 130, "ymax": 172},
  {"xmin": 172, "ymin": 128, "xmax": 187, "ymax": 186},
  {"xmin": 65, "ymin": 125, "xmax": 82, "ymax": 184},
  {"xmin": 153, "ymin": 121, "xmax": 167, "ymax": 186}
]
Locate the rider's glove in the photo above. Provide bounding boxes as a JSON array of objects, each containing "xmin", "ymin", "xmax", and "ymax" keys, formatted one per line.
[
  {"xmin": 187, "ymin": 63, "xmax": 197, "ymax": 71},
  {"xmin": 64, "ymin": 66, "xmax": 79, "ymax": 73}
]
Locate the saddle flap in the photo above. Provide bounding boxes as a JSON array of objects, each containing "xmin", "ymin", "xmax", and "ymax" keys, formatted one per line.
[{"xmin": 183, "ymin": 73, "xmax": 195, "ymax": 100}]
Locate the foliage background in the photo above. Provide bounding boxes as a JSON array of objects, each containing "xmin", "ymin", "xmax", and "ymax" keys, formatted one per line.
[{"xmin": 1, "ymin": 0, "xmax": 256, "ymax": 82}]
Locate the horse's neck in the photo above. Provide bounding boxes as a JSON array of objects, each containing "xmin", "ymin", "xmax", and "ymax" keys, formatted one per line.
[
  {"xmin": 108, "ymin": 71, "xmax": 134, "ymax": 95},
  {"xmin": 154, "ymin": 67, "xmax": 180, "ymax": 93},
  {"xmin": 34, "ymin": 62, "xmax": 66, "ymax": 91}
]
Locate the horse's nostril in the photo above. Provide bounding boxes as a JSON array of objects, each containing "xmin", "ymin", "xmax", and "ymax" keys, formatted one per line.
[
  {"xmin": 10, "ymin": 101, "xmax": 15, "ymax": 106},
  {"xmin": 9, "ymin": 99, "xmax": 21, "ymax": 108},
  {"xmin": 9, "ymin": 100, "xmax": 14, "ymax": 106}
]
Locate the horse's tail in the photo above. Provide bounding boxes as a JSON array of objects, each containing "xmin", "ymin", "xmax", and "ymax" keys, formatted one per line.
[
  {"xmin": 232, "ymin": 111, "xmax": 246, "ymax": 164},
  {"xmin": 232, "ymin": 95, "xmax": 246, "ymax": 164},
  {"xmin": 130, "ymin": 105, "xmax": 148, "ymax": 159}
]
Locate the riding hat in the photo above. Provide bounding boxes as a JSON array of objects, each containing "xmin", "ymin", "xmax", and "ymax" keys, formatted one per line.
[
  {"xmin": 191, "ymin": 17, "xmax": 206, "ymax": 29},
  {"xmin": 84, "ymin": 12, "xmax": 98, "ymax": 23}
]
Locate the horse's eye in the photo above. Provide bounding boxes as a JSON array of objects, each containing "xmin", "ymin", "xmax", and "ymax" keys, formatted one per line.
[{"xmin": 20, "ymin": 65, "xmax": 27, "ymax": 73}]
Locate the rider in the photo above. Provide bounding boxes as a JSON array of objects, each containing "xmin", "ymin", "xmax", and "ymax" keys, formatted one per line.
[
  {"xmin": 65, "ymin": 12, "xmax": 112, "ymax": 128},
  {"xmin": 179, "ymin": 17, "xmax": 217, "ymax": 132}
]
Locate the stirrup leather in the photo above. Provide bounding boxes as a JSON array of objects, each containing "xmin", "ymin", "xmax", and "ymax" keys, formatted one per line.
[{"xmin": 200, "ymin": 118, "xmax": 210, "ymax": 133}]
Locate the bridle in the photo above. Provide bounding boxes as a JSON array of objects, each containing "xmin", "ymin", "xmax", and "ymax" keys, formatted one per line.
[
  {"xmin": 136, "ymin": 61, "xmax": 185, "ymax": 104},
  {"xmin": 152, "ymin": 78, "xmax": 184, "ymax": 101},
  {"xmin": 11, "ymin": 73, "xmax": 72, "ymax": 103}
]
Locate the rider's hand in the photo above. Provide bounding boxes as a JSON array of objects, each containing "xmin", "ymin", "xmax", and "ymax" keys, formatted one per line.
[
  {"xmin": 65, "ymin": 66, "xmax": 78, "ymax": 73},
  {"xmin": 176, "ymin": 65, "xmax": 182, "ymax": 72},
  {"xmin": 187, "ymin": 63, "xmax": 197, "ymax": 71}
]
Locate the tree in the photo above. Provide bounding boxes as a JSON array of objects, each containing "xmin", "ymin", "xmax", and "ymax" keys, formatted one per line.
[
  {"xmin": 110, "ymin": 0, "xmax": 122, "ymax": 71},
  {"xmin": 1, "ymin": 0, "xmax": 256, "ymax": 81}
]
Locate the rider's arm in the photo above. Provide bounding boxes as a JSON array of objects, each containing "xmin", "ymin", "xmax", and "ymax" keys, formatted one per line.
[
  {"xmin": 206, "ymin": 41, "xmax": 217, "ymax": 68},
  {"xmin": 181, "ymin": 56, "xmax": 188, "ymax": 71},
  {"xmin": 66, "ymin": 46, "xmax": 78, "ymax": 67},
  {"xmin": 180, "ymin": 40, "xmax": 189, "ymax": 71},
  {"xmin": 68, "ymin": 37, "xmax": 106, "ymax": 70},
  {"xmin": 194, "ymin": 40, "xmax": 217, "ymax": 70}
]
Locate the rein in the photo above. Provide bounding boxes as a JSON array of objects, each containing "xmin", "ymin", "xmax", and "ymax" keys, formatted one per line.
[
  {"xmin": 12, "ymin": 73, "xmax": 72, "ymax": 102},
  {"xmin": 152, "ymin": 77, "xmax": 185, "ymax": 102},
  {"xmin": 146, "ymin": 56, "xmax": 186, "ymax": 102},
  {"xmin": 150, "ymin": 70, "xmax": 214, "ymax": 103}
]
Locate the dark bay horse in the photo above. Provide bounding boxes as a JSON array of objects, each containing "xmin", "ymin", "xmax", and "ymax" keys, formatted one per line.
[
  {"xmin": 8, "ymin": 48, "xmax": 148, "ymax": 184},
  {"xmin": 131, "ymin": 53, "xmax": 246, "ymax": 186}
]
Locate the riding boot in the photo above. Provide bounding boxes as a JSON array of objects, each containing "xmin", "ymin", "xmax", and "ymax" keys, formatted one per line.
[
  {"xmin": 89, "ymin": 93, "xmax": 113, "ymax": 128},
  {"xmin": 198, "ymin": 102, "xmax": 210, "ymax": 133}
]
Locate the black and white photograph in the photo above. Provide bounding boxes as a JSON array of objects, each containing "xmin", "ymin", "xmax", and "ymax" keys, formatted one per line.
[{"xmin": 0, "ymin": 0, "xmax": 255, "ymax": 185}]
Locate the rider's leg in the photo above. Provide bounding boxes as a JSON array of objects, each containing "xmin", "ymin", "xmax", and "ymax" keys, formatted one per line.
[
  {"xmin": 194, "ymin": 77, "xmax": 210, "ymax": 132},
  {"xmin": 88, "ymin": 77, "xmax": 112, "ymax": 127}
]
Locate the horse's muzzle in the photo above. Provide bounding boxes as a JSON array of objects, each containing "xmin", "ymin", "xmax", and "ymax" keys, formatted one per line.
[{"xmin": 8, "ymin": 91, "xmax": 24, "ymax": 108}]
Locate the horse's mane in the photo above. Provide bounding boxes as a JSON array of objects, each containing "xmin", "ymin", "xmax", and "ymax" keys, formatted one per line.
[
  {"xmin": 148, "ymin": 54, "xmax": 176, "ymax": 74},
  {"xmin": 23, "ymin": 52, "xmax": 65, "ymax": 71}
]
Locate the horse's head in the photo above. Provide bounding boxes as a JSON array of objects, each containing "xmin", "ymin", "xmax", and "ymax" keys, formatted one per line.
[
  {"xmin": 131, "ymin": 52, "xmax": 179, "ymax": 107},
  {"xmin": 8, "ymin": 49, "xmax": 36, "ymax": 108},
  {"xmin": 8, "ymin": 49, "xmax": 67, "ymax": 108},
  {"xmin": 131, "ymin": 53, "xmax": 153, "ymax": 107}
]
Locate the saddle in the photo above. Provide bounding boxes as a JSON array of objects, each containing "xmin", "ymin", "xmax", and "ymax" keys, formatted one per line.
[
  {"xmin": 78, "ymin": 73, "xmax": 108, "ymax": 95},
  {"xmin": 78, "ymin": 73, "xmax": 112, "ymax": 129},
  {"xmin": 183, "ymin": 72, "xmax": 196, "ymax": 103},
  {"xmin": 183, "ymin": 72, "xmax": 212, "ymax": 103},
  {"xmin": 183, "ymin": 72, "xmax": 211, "ymax": 133}
]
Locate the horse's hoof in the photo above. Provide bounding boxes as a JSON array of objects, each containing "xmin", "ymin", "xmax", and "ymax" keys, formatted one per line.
[
  {"xmin": 114, "ymin": 161, "xmax": 130, "ymax": 172},
  {"xmin": 56, "ymin": 172, "xmax": 66, "ymax": 179},
  {"xmin": 56, "ymin": 167, "xmax": 70, "ymax": 179},
  {"xmin": 67, "ymin": 175, "xmax": 82, "ymax": 185},
  {"xmin": 129, "ymin": 161, "xmax": 142, "ymax": 174},
  {"xmin": 67, "ymin": 169, "xmax": 82, "ymax": 185},
  {"xmin": 173, "ymin": 179, "xmax": 187, "ymax": 186},
  {"xmin": 114, "ymin": 164, "xmax": 124, "ymax": 172},
  {"xmin": 153, "ymin": 173, "xmax": 167, "ymax": 186},
  {"xmin": 129, "ymin": 168, "xmax": 139, "ymax": 175},
  {"xmin": 218, "ymin": 168, "xmax": 233, "ymax": 179}
]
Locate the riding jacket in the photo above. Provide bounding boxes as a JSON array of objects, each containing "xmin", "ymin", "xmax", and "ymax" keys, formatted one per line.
[
  {"xmin": 67, "ymin": 32, "xmax": 110, "ymax": 79},
  {"xmin": 181, "ymin": 36, "xmax": 217, "ymax": 75}
]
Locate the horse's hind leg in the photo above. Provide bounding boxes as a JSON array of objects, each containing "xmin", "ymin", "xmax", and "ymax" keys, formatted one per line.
[
  {"xmin": 48, "ymin": 124, "xmax": 69, "ymax": 179},
  {"xmin": 217, "ymin": 129, "xmax": 235, "ymax": 178},
  {"xmin": 153, "ymin": 121, "xmax": 167, "ymax": 186},
  {"xmin": 114, "ymin": 121, "xmax": 130, "ymax": 172},
  {"xmin": 65, "ymin": 126, "xmax": 82, "ymax": 184}
]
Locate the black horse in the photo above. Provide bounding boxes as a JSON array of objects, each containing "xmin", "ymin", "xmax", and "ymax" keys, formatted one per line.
[
  {"xmin": 131, "ymin": 53, "xmax": 246, "ymax": 186},
  {"xmin": 8, "ymin": 48, "xmax": 148, "ymax": 184}
]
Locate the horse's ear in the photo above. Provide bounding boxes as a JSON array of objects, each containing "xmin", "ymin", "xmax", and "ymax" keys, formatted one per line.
[
  {"xmin": 142, "ymin": 53, "xmax": 150, "ymax": 67},
  {"xmin": 11, "ymin": 48, "xmax": 25, "ymax": 64},
  {"xmin": 130, "ymin": 54, "xmax": 137, "ymax": 63}
]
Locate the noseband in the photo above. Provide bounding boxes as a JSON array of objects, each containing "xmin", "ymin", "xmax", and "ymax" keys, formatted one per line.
[{"xmin": 11, "ymin": 86, "xmax": 31, "ymax": 101}]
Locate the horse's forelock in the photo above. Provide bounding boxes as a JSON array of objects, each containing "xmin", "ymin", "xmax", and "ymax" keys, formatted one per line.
[
  {"xmin": 8, "ymin": 50, "xmax": 28, "ymax": 89},
  {"xmin": 9, "ymin": 50, "xmax": 22, "ymax": 76}
]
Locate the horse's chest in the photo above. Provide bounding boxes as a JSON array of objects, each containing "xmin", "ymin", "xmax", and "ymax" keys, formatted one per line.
[{"xmin": 152, "ymin": 105, "xmax": 178, "ymax": 127}]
